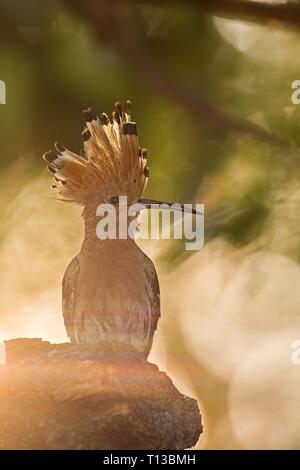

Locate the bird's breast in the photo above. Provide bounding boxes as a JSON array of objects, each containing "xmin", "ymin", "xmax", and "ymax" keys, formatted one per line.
[{"xmin": 73, "ymin": 240, "xmax": 155, "ymax": 349}]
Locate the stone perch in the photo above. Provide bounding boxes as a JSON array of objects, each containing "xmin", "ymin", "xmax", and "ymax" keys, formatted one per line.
[{"xmin": 0, "ymin": 339, "xmax": 202, "ymax": 450}]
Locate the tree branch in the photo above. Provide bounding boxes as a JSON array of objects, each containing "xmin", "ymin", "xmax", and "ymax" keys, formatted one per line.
[
  {"xmin": 127, "ymin": 0, "xmax": 300, "ymax": 30},
  {"xmin": 63, "ymin": 0, "xmax": 290, "ymax": 147}
]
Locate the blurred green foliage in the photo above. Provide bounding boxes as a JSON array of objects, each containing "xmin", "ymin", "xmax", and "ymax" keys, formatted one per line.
[{"xmin": 1, "ymin": 1, "xmax": 300, "ymax": 260}]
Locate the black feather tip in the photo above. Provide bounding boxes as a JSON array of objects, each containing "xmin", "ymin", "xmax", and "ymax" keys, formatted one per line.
[
  {"xmin": 55, "ymin": 142, "xmax": 65, "ymax": 154},
  {"xmin": 123, "ymin": 122, "xmax": 137, "ymax": 135},
  {"xmin": 43, "ymin": 151, "xmax": 57, "ymax": 164},
  {"xmin": 82, "ymin": 107, "xmax": 97, "ymax": 122},
  {"xmin": 141, "ymin": 148, "xmax": 148, "ymax": 159},
  {"xmin": 125, "ymin": 100, "xmax": 132, "ymax": 116},
  {"xmin": 82, "ymin": 129, "xmax": 91, "ymax": 141},
  {"xmin": 100, "ymin": 113, "xmax": 110, "ymax": 126}
]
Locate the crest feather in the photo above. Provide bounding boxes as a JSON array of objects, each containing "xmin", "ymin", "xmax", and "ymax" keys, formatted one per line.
[{"xmin": 43, "ymin": 101, "xmax": 149, "ymax": 204}]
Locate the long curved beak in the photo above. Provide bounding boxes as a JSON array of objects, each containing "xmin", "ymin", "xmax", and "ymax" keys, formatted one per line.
[{"xmin": 138, "ymin": 198, "xmax": 203, "ymax": 216}]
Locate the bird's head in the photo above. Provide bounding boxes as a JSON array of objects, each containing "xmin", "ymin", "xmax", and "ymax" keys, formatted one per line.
[{"xmin": 43, "ymin": 100, "xmax": 200, "ymax": 217}]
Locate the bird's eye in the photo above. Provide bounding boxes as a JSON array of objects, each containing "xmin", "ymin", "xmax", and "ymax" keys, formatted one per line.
[{"xmin": 109, "ymin": 196, "xmax": 119, "ymax": 204}]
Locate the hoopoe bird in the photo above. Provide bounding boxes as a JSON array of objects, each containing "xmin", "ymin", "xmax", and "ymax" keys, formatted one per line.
[{"xmin": 43, "ymin": 101, "xmax": 197, "ymax": 357}]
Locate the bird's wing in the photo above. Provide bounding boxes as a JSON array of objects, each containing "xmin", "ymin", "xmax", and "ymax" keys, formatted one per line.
[
  {"xmin": 62, "ymin": 256, "xmax": 80, "ymax": 342},
  {"xmin": 144, "ymin": 257, "xmax": 161, "ymax": 358}
]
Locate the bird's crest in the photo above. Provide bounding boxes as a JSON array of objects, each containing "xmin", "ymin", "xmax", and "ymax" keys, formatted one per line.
[{"xmin": 43, "ymin": 101, "xmax": 149, "ymax": 205}]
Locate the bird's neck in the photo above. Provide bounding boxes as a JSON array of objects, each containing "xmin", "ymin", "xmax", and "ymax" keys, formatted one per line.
[
  {"xmin": 81, "ymin": 203, "xmax": 136, "ymax": 248},
  {"xmin": 82, "ymin": 204, "xmax": 99, "ymax": 242}
]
